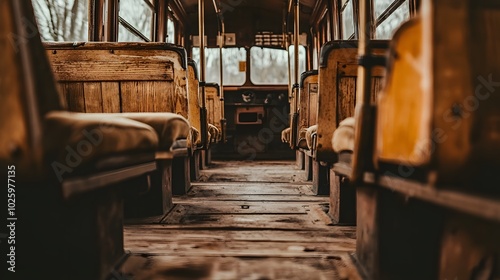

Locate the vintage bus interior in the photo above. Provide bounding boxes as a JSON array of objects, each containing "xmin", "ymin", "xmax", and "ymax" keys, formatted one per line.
[{"xmin": 1, "ymin": 0, "xmax": 499, "ymax": 279}]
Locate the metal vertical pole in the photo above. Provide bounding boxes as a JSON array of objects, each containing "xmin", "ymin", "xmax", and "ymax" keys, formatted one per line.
[
  {"xmin": 219, "ymin": 20, "xmax": 226, "ymax": 142},
  {"xmin": 199, "ymin": 0, "xmax": 208, "ymax": 148},
  {"xmin": 290, "ymin": 0, "xmax": 300, "ymax": 148}
]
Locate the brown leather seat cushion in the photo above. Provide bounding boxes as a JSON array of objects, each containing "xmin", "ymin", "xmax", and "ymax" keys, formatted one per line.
[
  {"xmin": 44, "ymin": 111, "xmax": 159, "ymax": 167},
  {"xmin": 89, "ymin": 112, "xmax": 190, "ymax": 150}
]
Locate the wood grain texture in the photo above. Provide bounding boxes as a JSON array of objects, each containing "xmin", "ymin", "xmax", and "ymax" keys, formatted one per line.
[
  {"xmin": 47, "ymin": 49, "xmax": 175, "ymax": 82},
  {"xmin": 298, "ymin": 74, "xmax": 319, "ymax": 134},
  {"xmin": 46, "ymin": 44, "xmax": 189, "ymax": 119},
  {"xmin": 377, "ymin": 2, "xmax": 500, "ymax": 185},
  {"xmin": 66, "ymin": 82, "xmax": 86, "ymax": 112},
  {"xmin": 121, "ymin": 160, "xmax": 361, "ymax": 279},
  {"xmin": 83, "ymin": 82, "xmax": 103, "ymax": 112},
  {"xmin": 206, "ymin": 86, "xmax": 221, "ymax": 129},
  {"xmin": 187, "ymin": 64, "xmax": 202, "ymax": 133},
  {"xmin": 101, "ymin": 82, "xmax": 121, "ymax": 113},
  {"xmin": 56, "ymin": 83, "xmax": 68, "ymax": 109},
  {"xmin": 316, "ymin": 47, "xmax": 387, "ymax": 162}
]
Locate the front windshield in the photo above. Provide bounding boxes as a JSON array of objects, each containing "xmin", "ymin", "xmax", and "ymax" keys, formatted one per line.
[
  {"xmin": 250, "ymin": 46, "xmax": 306, "ymax": 85},
  {"xmin": 192, "ymin": 47, "xmax": 247, "ymax": 86}
]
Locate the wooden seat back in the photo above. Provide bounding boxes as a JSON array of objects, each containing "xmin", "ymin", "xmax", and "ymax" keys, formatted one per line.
[
  {"xmin": 297, "ymin": 70, "xmax": 319, "ymax": 148},
  {"xmin": 375, "ymin": 0, "xmax": 500, "ymax": 186},
  {"xmin": 187, "ymin": 59, "xmax": 208, "ymax": 148},
  {"xmin": 0, "ymin": 0, "xmax": 62, "ymax": 180},
  {"xmin": 205, "ymin": 82, "xmax": 223, "ymax": 143},
  {"xmin": 45, "ymin": 42, "xmax": 189, "ymax": 117},
  {"xmin": 315, "ymin": 41, "xmax": 388, "ymax": 162}
]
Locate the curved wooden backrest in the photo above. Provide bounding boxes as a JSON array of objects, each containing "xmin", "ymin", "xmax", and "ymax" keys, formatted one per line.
[
  {"xmin": 187, "ymin": 59, "xmax": 203, "ymax": 146},
  {"xmin": 376, "ymin": 0, "xmax": 500, "ymax": 185},
  {"xmin": 297, "ymin": 70, "xmax": 319, "ymax": 137},
  {"xmin": 205, "ymin": 82, "xmax": 223, "ymax": 140},
  {"xmin": 45, "ymin": 42, "xmax": 189, "ymax": 117},
  {"xmin": 315, "ymin": 40, "xmax": 388, "ymax": 162},
  {"xmin": 0, "ymin": 0, "xmax": 61, "ymax": 179}
]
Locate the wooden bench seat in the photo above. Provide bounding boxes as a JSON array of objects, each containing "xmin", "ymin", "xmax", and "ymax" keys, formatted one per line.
[
  {"xmin": 187, "ymin": 60, "xmax": 205, "ymax": 181},
  {"xmin": 303, "ymin": 40, "xmax": 388, "ymax": 196},
  {"xmin": 297, "ymin": 70, "xmax": 319, "ymax": 152},
  {"xmin": 202, "ymin": 82, "xmax": 223, "ymax": 167},
  {"xmin": 0, "ymin": 1, "xmax": 190, "ymax": 278},
  {"xmin": 45, "ymin": 42, "xmax": 195, "ymax": 196}
]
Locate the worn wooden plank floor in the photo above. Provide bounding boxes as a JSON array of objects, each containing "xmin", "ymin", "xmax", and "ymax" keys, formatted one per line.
[{"xmin": 119, "ymin": 160, "xmax": 360, "ymax": 280}]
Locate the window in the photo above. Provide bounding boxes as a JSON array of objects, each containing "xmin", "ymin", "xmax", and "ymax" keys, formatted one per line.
[
  {"xmin": 118, "ymin": 0, "xmax": 154, "ymax": 42},
  {"xmin": 374, "ymin": 0, "xmax": 396, "ymax": 19},
  {"xmin": 341, "ymin": 0, "xmax": 355, "ymax": 39},
  {"xmin": 192, "ymin": 48, "xmax": 247, "ymax": 86},
  {"xmin": 166, "ymin": 17, "xmax": 175, "ymax": 44},
  {"xmin": 374, "ymin": 0, "xmax": 410, "ymax": 39},
  {"xmin": 33, "ymin": 0, "xmax": 89, "ymax": 41},
  {"xmin": 250, "ymin": 46, "xmax": 306, "ymax": 85}
]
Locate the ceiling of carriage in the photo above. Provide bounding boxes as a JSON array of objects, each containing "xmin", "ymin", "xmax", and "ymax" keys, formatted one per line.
[{"xmin": 177, "ymin": 0, "xmax": 319, "ymax": 47}]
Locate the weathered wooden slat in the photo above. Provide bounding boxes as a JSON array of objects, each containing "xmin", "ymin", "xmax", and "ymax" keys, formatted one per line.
[
  {"xmin": 56, "ymin": 83, "xmax": 68, "ymax": 109},
  {"xmin": 185, "ymin": 184, "xmax": 314, "ymax": 196},
  {"xmin": 152, "ymin": 81, "xmax": 175, "ymax": 112},
  {"xmin": 66, "ymin": 82, "xmax": 86, "ymax": 112},
  {"xmin": 83, "ymin": 82, "xmax": 103, "ymax": 112},
  {"xmin": 124, "ymin": 240, "xmax": 355, "ymax": 256},
  {"xmin": 47, "ymin": 49, "xmax": 175, "ymax": 81},
  {"xmin": 122, "ymin": 160, "xmax": 358, "ymax": 278},
  {"xmin": 121, "ymin": 254, "xmax": 362, "ymax": 280},
  {"xmin": 123, "ymin": 228, "xmax": 356, "ymax": 242},
  {"xmin": 338, "ymin": 77, "xmax": 356, "ymax": 122},
  {"xmin": 120, "ymin": 82, "xmax": 141, "ymax": 112},
  {"xmin": 101, "ymin": 82, "xmax": 121, "ymax": 113}
]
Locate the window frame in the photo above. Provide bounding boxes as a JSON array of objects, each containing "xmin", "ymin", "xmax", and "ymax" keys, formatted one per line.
[
  {"xmin": 192, "ymin": 47, "xmax": 248, "ymax": 86},
  {"xmin": 249, "ymin": 46, "xmax": 306, "ymax": 86},
  {"xmin": 118, "ymin": 0, "xmax": 155, "ymax": 42},
  {"xmin": 373, "ymin": 0, "xmax": 410, "ymax": 34},
  {"xmin": 340, "ymin": 0, "xmax": 356, "ymax": 40}
]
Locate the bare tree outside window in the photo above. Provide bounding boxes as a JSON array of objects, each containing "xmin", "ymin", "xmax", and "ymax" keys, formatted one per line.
[{"xmin": 33, "ymin": 0, "xmax": 89, "ymax": 41}]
